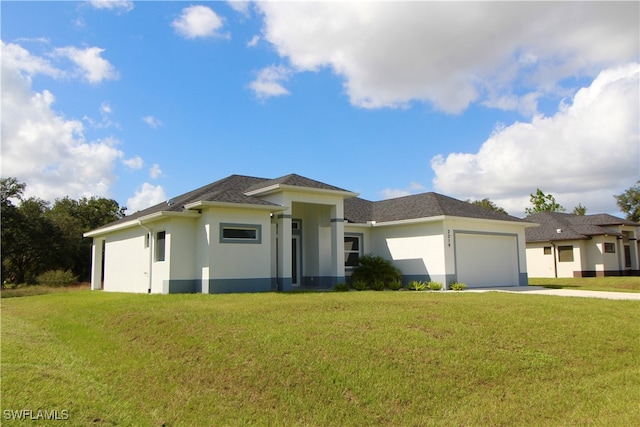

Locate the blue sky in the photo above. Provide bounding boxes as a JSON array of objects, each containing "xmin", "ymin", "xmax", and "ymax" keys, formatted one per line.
[{"xmin": 2, "ymin": 1, "xmax": 638, "ymax": 217}]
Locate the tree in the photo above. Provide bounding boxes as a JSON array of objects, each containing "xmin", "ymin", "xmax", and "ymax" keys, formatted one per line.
[
  {"xmin": 524, "ymin": 189, "xmax": 566, "ymax": 215},
  {"xmin": 572, "ymin": 203, "xmax": 587, "ymax": 216},
  {"xmin": 467, "ymin": 198, "xmax": 509, "ymax": 215},
  {"xmin": 614, "ymin": 181, "xmax": 640, "ymax": 223}
]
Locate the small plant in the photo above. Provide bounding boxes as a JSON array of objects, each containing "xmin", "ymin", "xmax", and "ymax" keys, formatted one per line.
[
  {"xmin": 350, "ymin": 254, "xmax": 401, "ymax": 286},
  {"xmin": 388, "ymin": 279, "xmax": 403, "ymax": 291},
  {"xmin": 36, "ymin": 270, "xmax": 78, "ymax": 287},
  {"xmin": 450, "ymin": 282, "xmax": 467, "ymax": 291},
  {"xmin": 427, "ymin": 281, "xmax": 443, "ymax": 291},
  {"xmin": 334, "ymin": 283, "xmax": 350, "ymax": 292},
  {"xmin": 352, "ymin": 280, "xmax": 368, "ymax": 291},
  {"xmin": 407, "ymin": 280, "xmax": 427, "ymax": 291},
  {"xmin": 370, "ymin": 279, "xmax": 386, "ymax": 291}
]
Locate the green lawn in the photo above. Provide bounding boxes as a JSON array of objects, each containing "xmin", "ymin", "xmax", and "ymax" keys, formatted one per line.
[
  {"xmin": 529, "ymin": 276, "xmax": 640, "ymax": 293},
  {"xmin": 2, "ymin": 291, "xmax": 639, "ymax": 426}
]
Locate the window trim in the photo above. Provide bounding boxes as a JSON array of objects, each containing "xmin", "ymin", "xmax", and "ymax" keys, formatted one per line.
[
  {"xmin": 220, "ymin": 223, "xmax": 262, "ymax": 244},
  {"xmin": 603, "ymin": 242, "xmax": 616, "ymax": 253},
  {"xmin": 344, "ymin": 233, "xmax": 363, "ymax": 269},
  {"xmin": 557, "ymin": 245, "xmax": 574, "ymax": 263},
  {"xmin": 155, "ymin": 231, "xmax": 166, "ymax": 262},
  {"xmin": 543, "ymin": 246, "xmax": 552, "ymax": 255}
]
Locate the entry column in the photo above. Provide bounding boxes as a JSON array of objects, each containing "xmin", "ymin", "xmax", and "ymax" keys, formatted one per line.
[
  {"xmin": 277, "ymin": 213, "xmax": 293, "ymax": 291},
  {"xmin": 330, "ymin": 205, "xmax": 346, "ymax": 286}
]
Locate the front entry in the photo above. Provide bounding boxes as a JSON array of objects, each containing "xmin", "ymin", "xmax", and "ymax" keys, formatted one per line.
[{"xmin": 292, "ymin": 235, "xmax": 301, "ymax": 285}]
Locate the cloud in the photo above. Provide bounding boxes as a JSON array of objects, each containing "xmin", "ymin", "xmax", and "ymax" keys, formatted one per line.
[
  {"xmin": 142, "ymin": 115, "xmax": 163, "ymax": 128},
  {"xmin": 1, "ymin": 42, "xmax": 124, "ymax": 201},
  {"xmin": 247, "ymin": 35, "xmax": 260, "ymax": 48},
  {"xmin": 88, "ymin": 0, "xmax": 134, "ymax": 13},
  {"xmin": 431, "ymin": 63, "xmax": 640, "ymax": 217},
  {"xmin": 53, "ymin": 46, "xmax": 119, "ymax": 84},
  {"xmin": 249, "ymin": 65, "xmax": 291, "ymax": 99},
  {"xmin": 126, "ymin": 183, "xmax": 167, "ymax": 213},
  {"xmin": 227, "ymin": 1, "xmax": 251, "ymax": 17},
  {"xmin": 123, "ymin": 156, "xmax": 144, "ymax": 171},
  {"xmin": 255, "ymin": 2, "xmax": 639, "ymax": 113},
  {"xmin": 149, "ymin": 164, "xmax": 162, "ymax": 179},
  {"xmin": 381, "ymin": 182, "xmax": 426, "ymax": 199},
  {"xmin": 172, "ymin": 5, "xmax": 228, "ymax": 40}
]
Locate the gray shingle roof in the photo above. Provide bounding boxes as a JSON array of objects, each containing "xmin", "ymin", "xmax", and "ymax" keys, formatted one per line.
[
  {"xmin": 344, "ymin": 193, "xmax": 526, "ymax": 223},
  {"xmin": 245, "ymin": 173, "xmax": 351, "ymax": 193},
  {"xmin": 524, "ymin": 212, "xmax": 639, "ymax": 242}
]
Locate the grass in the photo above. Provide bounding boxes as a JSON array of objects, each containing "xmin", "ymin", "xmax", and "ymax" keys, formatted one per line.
[
  {"xmin": 1, "ymin": 283, "xmax": 90, "ymax": 298},
  {"xmin": 529, "ymin": 276, "xmax": 640, "ymax": 293},
  {"xmin": 2, "ymin": 290, "xmax": 639, "ymax": 426}
]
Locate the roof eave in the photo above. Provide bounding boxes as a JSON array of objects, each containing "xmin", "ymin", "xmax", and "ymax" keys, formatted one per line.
[
  {"xmin": 245, "ymin": 184, "xmax": 359, "ymax": 199},
  {"xmin": 184, "ymin": 200, "xmax": 286, "ymax": 212},
  {"xmin": 83, "ymin": 210, "xmax": 201, "ymax": 237}
]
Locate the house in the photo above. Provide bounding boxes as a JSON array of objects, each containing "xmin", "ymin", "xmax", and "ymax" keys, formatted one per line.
[
  {"xmin": 524, "ymin": 212, "xmax": 640, "ymax": 278},
  {"xmin": 84, "ymin": 174, "xmax": 536, "ymax": 293}
]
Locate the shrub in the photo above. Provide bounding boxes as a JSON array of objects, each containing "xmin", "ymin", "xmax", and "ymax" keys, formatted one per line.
[
  {"xmin": 333, "ymin": 283, "xmax": 350, "ymax": 292},
  {"xmin": 388, "ymin": 279, "xmax": 403, "ymax": 291},
  {"xmin": 450, "ymin": 282, "xmax": 467, "ymax": 291},
  {"xmin": 350, "ymin": 254, "xmax": 401, "ymax": 286},
  {"xmin": 36, "ymin": 270, "xmax": 78, "ymax": 287},
  {"xmin": 352, "ymin": 280, "xmax": 368, "ymax": 291},
  {"xmin": 407, "ymin": 280, "xmax": 427, "ymax": 291},
  {"xmin": 427, "ymin": 281, "xmax": 443, "ymax": 291},
  {"xmin": 370, "ymin": 279, "xmax": 386, "ymax": 291}
]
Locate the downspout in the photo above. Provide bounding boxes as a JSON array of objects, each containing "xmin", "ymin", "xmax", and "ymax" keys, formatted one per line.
[
  {"xmin": 551, "ymin": 242, "xmax": 558, "ymax": 278},
  {"xmin": 139, "ymin": 221, "xmax": 153, "ymax": 293}
]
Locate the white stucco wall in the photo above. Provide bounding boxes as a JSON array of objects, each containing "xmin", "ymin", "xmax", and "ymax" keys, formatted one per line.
[
  {"xmin": 526, "ymin": 243, "xmax": 556, "ymax": 278},
  {"xmin": 102, "ymin": 226, "xmax": 150, "ymax": 293}
]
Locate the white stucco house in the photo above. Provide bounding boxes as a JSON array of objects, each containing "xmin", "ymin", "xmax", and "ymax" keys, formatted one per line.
[
  {"xmin": 85, "ymin": 174, "xmax": 536, "ymax": 293},
  {"xmin": 524, "ymin": 212, "xmax": 640, "ymax": 278}
]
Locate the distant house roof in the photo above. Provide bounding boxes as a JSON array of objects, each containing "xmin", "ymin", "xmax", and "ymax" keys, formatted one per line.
[
  {"xmin": 344, "ymin": 193, "xmax": 527, "ymax": 224},
  {"xmin": 524, "ymin": 212, "xmax": 640, "ymax": 242}
]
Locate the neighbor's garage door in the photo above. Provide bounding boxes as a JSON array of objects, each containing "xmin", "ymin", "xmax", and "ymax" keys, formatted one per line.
[{"xmin": 455, "ymin": 233, "xmax": 519, "ymax": 288}]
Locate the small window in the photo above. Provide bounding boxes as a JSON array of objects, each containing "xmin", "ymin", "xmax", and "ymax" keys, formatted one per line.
[
  {"xmin": 220, "ymin": 223, "xmax": 261, "ymax": 243},
  {"xmin": 155, "ymin": 231, "xmax": 166, "ymax": 262},
  {"xmin": 543, "ymin": 246, "xmax": 552, "ymax": 255},
  {"xmin": 344, "ymin": 235, "xmax": 362, "ymax": 267},
  {"xmin": 557, "ymin": 245, "xmax": 574, "ymax": 262},
  {"xmin": 604, "ymin": 243, "xmax": 615, "ymax": 253},
  {"xmin": 144, "ymin": 233, "xmax": 150, "ymax": 248}
]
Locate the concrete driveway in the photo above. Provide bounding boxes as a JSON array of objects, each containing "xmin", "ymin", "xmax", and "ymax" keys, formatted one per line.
[{"xmin": 466, "ymin": 286, "xmax": 640, "ymax": 301}]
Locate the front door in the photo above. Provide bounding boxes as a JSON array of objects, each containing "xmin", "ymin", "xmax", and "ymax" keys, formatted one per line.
[{"xmin": 292, "ymin": 235, "xmax": 301, "ymax": 285}]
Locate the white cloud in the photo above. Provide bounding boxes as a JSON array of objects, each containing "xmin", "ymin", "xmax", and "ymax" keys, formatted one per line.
[
  {"xmin": 89, "ymin": 0, "xmax": 134, "ymax": 13},
  {"xmin": 53, "ymin": 46, "xmax": 119, "ymax": 84},
  {"xmin": 142, "ymin": 115, "xmax": 163, "ymax": 128},
  {"xmin": 381, "ymin": 182, "xmax": 426, "ymax": 199},
  {"xmin": 1, "ymin": 41, "xmax": 63, "ymax": 79},
  {"xmin": 126, "ymin": 183, "xmax": 167, "ymax": 213},
  {"xmin": 247, "ymin": 35, "xmax": 260, "ymax": 48},
  {"xmin": 227, "ymin": 1, "xmax": 251, "ymax": 17},
  {"xmin": 123, "ymin": 156, "xmax": 144, "ymax": 171},
  {"xmin": 431, "ymin": 63, "xmax": 640, "ymax": 217},
  {"xmin": 149, "ymin": 164, "xmax": 162, "ymax": 179},
  {"xmin": 249, "ymin": 65, "xmax": 291, "ymax": 99},
  {"xmin": 172, "ymin": 5, "xmax": 228, "ymax": 40},
  {"xmin": 1, "ymin": 42, "xmax": 124, "ymax": 201},
  {"xmin": 255, "ymin": 2, "xmax": 639, "ymax": 113}
]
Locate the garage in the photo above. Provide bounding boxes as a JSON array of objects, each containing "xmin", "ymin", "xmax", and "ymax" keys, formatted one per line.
[{"xmin": 455, "ymin": 232, "xmax": 519, "ymax": 287}]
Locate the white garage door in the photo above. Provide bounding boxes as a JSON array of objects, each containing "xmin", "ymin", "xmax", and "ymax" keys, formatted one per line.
[{"xmin": 455, "ymin": 233, "xmax": 519, "ymax": 288}]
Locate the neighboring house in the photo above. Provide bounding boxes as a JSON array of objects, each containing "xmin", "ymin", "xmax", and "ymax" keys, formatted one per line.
[
  {"xmin": 85, "ymin": 174, "xmax": 535, "ymax": 294},
  {"xmin": 524, "ymin": 212, "xmax": 640, "ymax": 278}
]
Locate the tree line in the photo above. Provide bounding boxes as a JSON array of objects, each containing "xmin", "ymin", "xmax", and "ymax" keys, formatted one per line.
[{"xmin": 1, "ymin": 177, "xmax": 125, "ymax": 285}]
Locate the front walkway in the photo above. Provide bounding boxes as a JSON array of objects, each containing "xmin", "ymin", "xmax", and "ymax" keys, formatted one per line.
[{"xmin": 466, "ymin": 286, "xmax": 640, "ymax": 300}]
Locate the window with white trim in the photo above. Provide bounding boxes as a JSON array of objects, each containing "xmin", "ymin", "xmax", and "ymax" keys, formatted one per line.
[
  {"xmin": 604, "ymin": 243, "xmax": 615, "ymax": 253},
  {"xmin": 155, "ymin": 231, "xmax": 166, "ymax": 262},
  {"xmin": 220, "ymin": 223, "xmax": 262, "ymax": 243},
  {"xmin": 344, "ymin": 234, "xmax": 362, "ymax": 268}
]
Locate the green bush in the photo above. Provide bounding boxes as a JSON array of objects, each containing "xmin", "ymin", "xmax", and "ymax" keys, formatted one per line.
[
  {"xmin": 352, "ymin": 280, "xmax": 368, "ymax": 291},
  {"xmin": 427, "ymin": 281, "xmax": 443, "ymax": 291},
  {"xmin": 370, "ymin": 279, "xmax": 385, "ymax": 291},
  {"xmin": 334, "ymin": 283, "xmax": 350, "ymax": 292},
  {"xmin": 36, "ymin": 270, "xmax": 78, "ymax": 287},
  {"xmin": 350, "ymin": 254, "xmax": 401, "ymax": 286},
  {"xmin": 388, "ymin": 279, "xmax": 403, "ymax": 291},
  {"xmin": 450, "ymin": 282, "xmax": 467, "ymax": 291},
  {"xmin": 407, "ymin": 280, "xmax": 427, "ymax": 291}
]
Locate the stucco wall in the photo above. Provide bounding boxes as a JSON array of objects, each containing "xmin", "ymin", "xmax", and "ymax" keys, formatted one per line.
[{"xmin": 103, "ymin": 226, "xmax": 150, "ymax": 293}]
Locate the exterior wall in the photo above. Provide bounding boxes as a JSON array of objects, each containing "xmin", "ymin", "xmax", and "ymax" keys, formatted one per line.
[
  {"xmin": 206, "ymin": 207, "xmax": 273, "ymax": 293},
  {"xmin": 369, "ymin": 221, "xmax": 447, "ymax": 285},
  {"xmin": 163, "ymin": 217, "xmax": 197, "ymax": 293},
  {"xmin": 102, "ymin": 226, "xmax": 150, "ymax": 293},
  {"xmin": 526, "ymin": 242, "xmax": 556, "ymax": 278}
]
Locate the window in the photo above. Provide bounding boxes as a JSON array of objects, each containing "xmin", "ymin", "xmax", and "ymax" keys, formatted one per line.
[
  {"xmin": 344, "ymin": 234, "xmax": 362, "ymax": 267},
  {"xmin": 144, "ymin": 233, "xmax": 150, "ymax": 248},
  {"xmin": 604, "ymin": 243, "xmax": 615, "ymax": 253},
  {"xmin": 220, "ymin": 223, "xmax": 261, "ymax": 243},
  {"xmin": 557, "ymin": 245, "xmax": 574, "ymax": 262},
  {"xmin": 543, "ymin": 246, "xmax": 552, "ymax": 255},
  {"xmin": 155, "ymin": 231, "xmax": 166, "ymax": 262}
]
